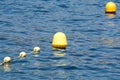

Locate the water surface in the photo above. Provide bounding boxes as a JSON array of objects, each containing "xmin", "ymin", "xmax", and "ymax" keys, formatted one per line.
[{"xmin": 0, "ymin": 0, "xmax": 120, "ymax": 80}]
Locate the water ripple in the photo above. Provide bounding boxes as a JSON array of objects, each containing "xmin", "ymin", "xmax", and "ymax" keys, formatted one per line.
[{"xmin": 0, "ymin": 0, "xmax": 120, "ymax": 80}]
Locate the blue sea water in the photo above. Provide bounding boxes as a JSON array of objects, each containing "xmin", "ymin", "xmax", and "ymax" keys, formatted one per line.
[{"xmin": 0, "ymin": 0, "xmax": 120, "ymax": 80}]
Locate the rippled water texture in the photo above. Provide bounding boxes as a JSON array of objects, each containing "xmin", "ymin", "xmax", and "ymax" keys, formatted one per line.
[{"xmin": 0, "ymin": 0, "xmax": 120, "ymax": 80}]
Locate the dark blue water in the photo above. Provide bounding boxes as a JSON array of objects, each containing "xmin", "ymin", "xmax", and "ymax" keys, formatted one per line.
[{"xmin": 0, "ymin": 0, "xmax": 120, "ymax": 80}]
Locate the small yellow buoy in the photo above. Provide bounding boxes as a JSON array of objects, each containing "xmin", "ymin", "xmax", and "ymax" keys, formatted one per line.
[
  {"xmin": 33, "ymin": 46, "xmax": 40, "ymax": 53},
  {"xmin": 19, "ymin": 52, "xmax": 26, "ymax": 58},
  {"xmin": 105, "ymin": 2, "xmax": 116, "ymax": 13},
  {"xmin": 3, "ymin": 57, "xmax": 11, "ymax": 63},
  {"xmin": 52, "ymin": 32, "xmax": 68, "ymax": 49}
]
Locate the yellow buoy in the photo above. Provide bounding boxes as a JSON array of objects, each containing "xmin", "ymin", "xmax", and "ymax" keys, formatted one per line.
[
  {"xmin": 105, "ymin": 2, "xmax": 116, "ymax": 13},
  {"xmin": 19, "ymin": 52, "xmax": 26, "ymax": 58},
  {"xmin": 52, "ymin": 32, "xmax": 68, "ymax": 49},
  {"xmin": 33, "ymin": 46, "xmax": 40, "ymax": 53},
  {"xmin": 3, "ymin": 57, "xmax": 11, "ymax": 63}
]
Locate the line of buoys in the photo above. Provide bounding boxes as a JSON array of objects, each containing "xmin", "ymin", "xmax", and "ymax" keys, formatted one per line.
[
  {"xmin": 1, "ymin": 1, "xmax": 118, "ymax": 72},
  {"xmin": 0, "ymin": 1, "xmax": 118, "ymax": 69},
  {"xmin": 52, "ymin": 32, "xmax": 68, "ymax": 49},
  {"xmin": 105, "ymin": 1, "xmax": 116, "ymax": 14},
  {"xmin": 0, "ymin": 31, "xmax": 68, "ymax": 69},
  {"xmin": 0, "ymin": 46, "xmax": 41, "ymax": 68}
]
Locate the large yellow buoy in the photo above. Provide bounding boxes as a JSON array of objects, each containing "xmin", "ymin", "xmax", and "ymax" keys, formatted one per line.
[
  {"xmin": 105, "ymin": 2, "xmax": 116, "ymax": 13},
  {"xmin": 52, "ymin": 32, "xmax": 68, "ymax": 49}
]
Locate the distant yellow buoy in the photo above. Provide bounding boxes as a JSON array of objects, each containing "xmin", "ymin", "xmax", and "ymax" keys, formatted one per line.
[
  {"xmin": 105, "ymin": 2, "xmax": 116, "ymax": 13},
  {"xmin": 52, "ymin": 32, "xmax": 68, "ymax": 49},
  {"xmin": 3, "ymin": 57, "xmax": 11, "ymax": 63},
  {"xmin": 33, "ymin": 46, "xmax": 40, "ymax": 52},
  {"xmin": 19, "ymin": 52, "xmax": 26, "ymax": 58}
]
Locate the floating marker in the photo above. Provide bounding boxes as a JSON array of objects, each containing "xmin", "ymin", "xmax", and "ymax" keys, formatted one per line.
[
  {"xmin": 19, "ymin": 52, "xmax": 26, "ymax": 58},
  {"xmin": 33, "ymin": 46, "xmax": 40, "ymax": 53},
  {"xmin": 52, "ymin": 32, "xmax": 68, "ymax": 49},
  {"xmin": 105, "ymin": 2, "xmax": 116, "ymax": 14},
  {"xmin": 3, "ymin": 57, "xmax": 11, "ymax": 63}
]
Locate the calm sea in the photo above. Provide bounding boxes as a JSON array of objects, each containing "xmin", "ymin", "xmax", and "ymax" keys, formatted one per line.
[{"xmin": 0, "ymin": 0, "xmax": 120, "ymax": 80}]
